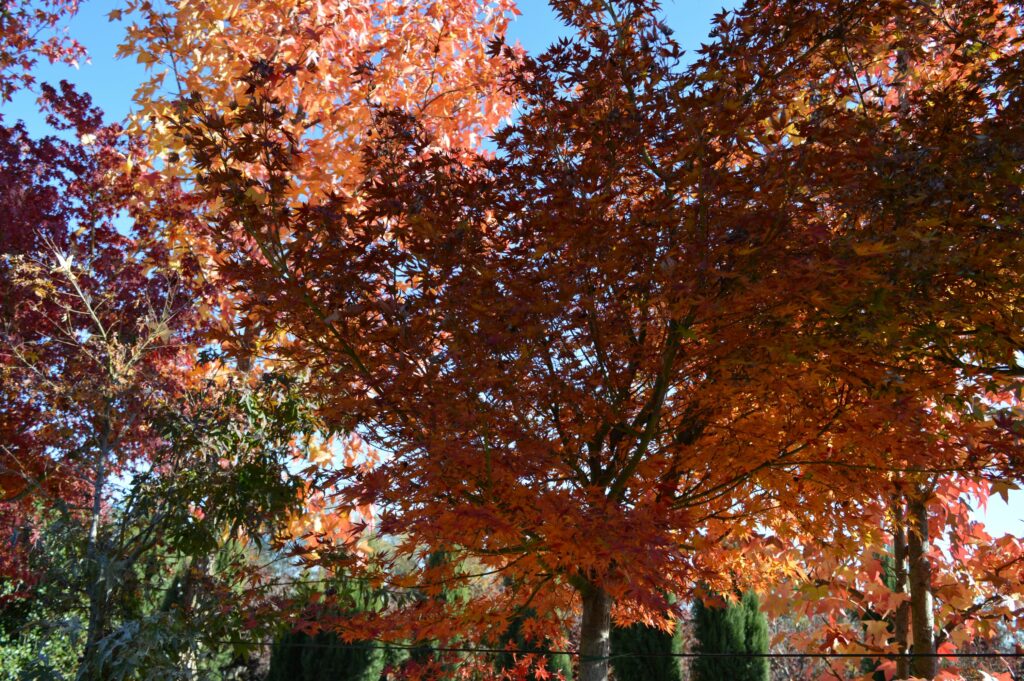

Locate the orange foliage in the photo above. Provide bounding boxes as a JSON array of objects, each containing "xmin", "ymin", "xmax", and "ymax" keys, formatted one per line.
[{"xmin": 118, "ymin": 0, "xmax": 520, "ymax": 199}]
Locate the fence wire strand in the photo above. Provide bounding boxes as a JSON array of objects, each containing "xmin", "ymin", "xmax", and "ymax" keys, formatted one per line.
[{"xmin": 213, "ymin": 639, "xmax": 1024, "ymax": 660}]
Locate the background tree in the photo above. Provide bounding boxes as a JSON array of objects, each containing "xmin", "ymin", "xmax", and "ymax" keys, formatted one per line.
[
  {"xmin": 0, "ymin": 0, "xmax": 85, "ymax": 101},
  {"xmin": 0, "ymin": 80, "xmax": 328, "ymax": 679},
  {"xmin": 0, "ymin": 82, "xmax": 198, "ymax": 676}
]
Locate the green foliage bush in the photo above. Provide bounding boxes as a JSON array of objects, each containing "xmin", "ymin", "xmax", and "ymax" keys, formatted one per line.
[
  {"xmin": 267, "ymin": 630, "xmax": 386, "ymax": 681},
  {"xmin": 609, "ymin": 619, "xmax": 682, "ymax": 681},
  {"xmin": 692, "ymin": 591, "xmax": 769, "ymax": 681}
]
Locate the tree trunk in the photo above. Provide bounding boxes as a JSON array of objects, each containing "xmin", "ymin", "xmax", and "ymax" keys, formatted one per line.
[
  {"xmin": 80, "ymin": 587, "xmax": 108, "ymax": 681},
  {"xmin": 79, "ymin": 492, "xmax": 109, "ymax": 677},
  {"xmin": 893, "ymin": 499, "xmax": 911, "ymax": 680},
  {"xmin": 908, "ymin": 496, "xmax": 936, "ymax": 679},
  {"xmin": 579, "ymin": 582, "xmax": 612, "ymax": 681},
  {"xmin": 77, "ymin": 409, "xmax": 112, "ymax": 681}
]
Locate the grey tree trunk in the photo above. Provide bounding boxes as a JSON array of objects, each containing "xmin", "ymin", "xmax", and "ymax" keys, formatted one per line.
[
  {"xmin": 893, "ymin": 500, "xmax": 911, "ymax": 680},
  {"xmin": 579, "ymin": 583, "xmax": 612, "ymax": 681},
  {"xmin": 908, "ymin": 496, "xmax": 937, "ymax": 679},
  {"xmin": 78, "ymin": 414, "xmax": 112, "ymax": 681}
]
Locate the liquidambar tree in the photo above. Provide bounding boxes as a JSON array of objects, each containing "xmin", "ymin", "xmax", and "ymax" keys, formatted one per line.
[{"xmin": 171, "ymin": 0, "xmax": 1024, "ymax": 679}]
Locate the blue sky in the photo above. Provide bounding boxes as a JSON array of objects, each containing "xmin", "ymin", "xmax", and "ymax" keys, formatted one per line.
[
  {"xmin": 510, "ymin": 0, "xmax": 730, "ymax": 56},
  {"xmin": 3, "ymin": 0, "xmax": 1021, "ymax": 537}
]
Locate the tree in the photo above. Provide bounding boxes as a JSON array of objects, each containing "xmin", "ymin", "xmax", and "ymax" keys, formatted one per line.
[
  {"xmin": 165, "ymin": 1, "xmax": 1024, "ymax": 680},
  {"xmin": 0, "ymin": 82, "xmax": 323, "ymax": 679},
  {"xmin": 768, "ymin": 473, "xmax": 1024, "ymax": 681},
  {"xmin": 0, "ymin": 4, "xmax": 388, "ymax": 678},
  {"xmin": 741, "ymin": 593, "xmax": 770, "ymax": 680},
  {"xmin": 0, "ymin": 83, "xmax": 197, "ymax": 676},
  {"xmin": 610, "ymin": 616, "xmax": 682, "ymax": 681},
  {"xmin": 115, "ymin": 0, "xmax": 522, "ymax": 381},
  {"xmin": 692, "ymin": 592, "xmax": 768, "ymax": 681}
]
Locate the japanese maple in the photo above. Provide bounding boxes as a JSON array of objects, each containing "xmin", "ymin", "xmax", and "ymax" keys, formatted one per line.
[
  {"xmin": 762, "ymin": 465, "xmax": 1024, "ymax": 680},
  {"xmin": 166, "ymin": 1, "xmax": 1024, "ymax": 680},
  {"xmin": 116, "ymin": 0, "xmax": 523, "ymax": 372}
]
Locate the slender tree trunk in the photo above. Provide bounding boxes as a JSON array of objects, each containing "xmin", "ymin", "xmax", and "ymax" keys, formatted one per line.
[
  {"xmin": 180, "ymin": 554, "xmax": 210, "ymax": 678},
  {"xmin": 907, "ymin": 496, "xmax": 936, "ymax": 679},
  {"xmin": 893, "ymin": 499, "xmax": 911, "ymax": 680},
  {"xmin": 79, "ymin": 413, "xmax": 112, "ymax": 681},
  {"xmin": 579, "ymin": 582, "xmax": 613, "ymax": 681},
  {"xmin": 80, "ymin": 600, "xmax": 107, "ymax": 681}
]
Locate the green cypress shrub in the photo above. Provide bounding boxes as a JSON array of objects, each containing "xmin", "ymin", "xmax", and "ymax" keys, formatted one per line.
[
  {"xmin": 740, "ymin": 592, "xmax": 769, "ymax": 681},
  {"xmin": 267, "ymin": 579, "xmax": 387, "ymax": 681},
  {"xmin": 267, "ymin": 629, "xmax": 387, "ymax": 681},
  {"xmin": 549, "ymin": 649, "xmax": 575, "ymax": 680},
  {"xmin": 303, "ymin": 632, "xmax": 385, "ymax": 681},
  {"xmin": 266, "ymin": 629, "xmax": 306, "ymax": 681},
  {"xmin": 609, "ymin": 619, "xmax": 682, "ymax": 681},
  {"xmin": 692, "ymin": 591, "xmax": 769, "ymax": 681}
]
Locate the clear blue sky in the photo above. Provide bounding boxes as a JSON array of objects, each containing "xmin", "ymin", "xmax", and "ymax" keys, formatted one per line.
[
  {"xmin": 511, "ymin": 0, "xmax": 730, "ymax": 56},
  {"xmin": 3, "ymin": 0, "xmax": 1021, "ymax": 538}
]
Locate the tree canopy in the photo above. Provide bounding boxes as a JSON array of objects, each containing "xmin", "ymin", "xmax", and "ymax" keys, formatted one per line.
[{"xmin": 3, "ymin": 0, "xmax": 1024, "ymax": 680}]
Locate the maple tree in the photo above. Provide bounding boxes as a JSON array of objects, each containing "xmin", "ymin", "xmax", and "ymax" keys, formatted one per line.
[
  {"xmin": 118, "ymin": 0, "xmax": 519, "ymax": 192},
  {"xmin": 0, "ymin": 81, "xmax": 143, "ymax": 596},
  {"xmin": 0, "ymin": 80, "xmax": 207, "ymax": 676},
  {"xmin": 161, "ymin": 0, "xmax": 1024, "ymax": 678},
  {"xmin": 163, "ymin": 0, "xmax": 1024, "ymax": 677},
  {"xmin": 1, "ymin": 3, "xmax": 430, "ymax": 676},
  {"xmin": 113, "ymin": 0, "xmax": 523, "ymax": 380},
  {"xmin": 763, "ymin": 471, "xmax": 1024, "ymax": 680}
]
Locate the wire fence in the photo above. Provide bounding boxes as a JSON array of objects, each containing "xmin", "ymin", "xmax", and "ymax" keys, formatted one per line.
[{"xmin": 215, "ymin": 639, "xmax": 1024, "ymax": 661}]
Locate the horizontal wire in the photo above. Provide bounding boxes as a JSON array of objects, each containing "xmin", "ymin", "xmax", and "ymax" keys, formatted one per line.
[{"xmin": 210, "ymin": 640, "xmax": 1024, "ymax": 660}]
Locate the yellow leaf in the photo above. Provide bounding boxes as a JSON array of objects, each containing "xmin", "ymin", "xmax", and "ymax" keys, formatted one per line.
[
  {"xmin": 244, "ymin": 186, "xmax": 267, "ymax": 205},
  {"xmin": 852, "ymin": 242, "xmax": 897, "ymax": 256}
]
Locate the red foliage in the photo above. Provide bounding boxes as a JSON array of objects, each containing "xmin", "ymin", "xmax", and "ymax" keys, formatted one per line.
[
  {"xmin": 0, "ymin": 81, "xmax": 205, "ymax": 583},
  {"xmin": 0, "ymin": 0, "xmax": 86, "ymax": 100}
]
